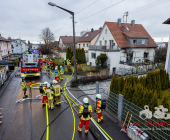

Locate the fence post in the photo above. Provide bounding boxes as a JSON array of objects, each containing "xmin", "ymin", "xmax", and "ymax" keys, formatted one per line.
[
  {"xmin": 96, "ymin": 81, "xmax": 99, "ymax": 94},
  {"xmin": 118, "ymin": 94, "xmax": 124, "ymax": 121}
]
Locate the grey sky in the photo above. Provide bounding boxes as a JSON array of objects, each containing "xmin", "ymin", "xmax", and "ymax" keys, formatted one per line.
[{"xmin": 0, "ymin": 0, "xmax": 170, "ymax": 44}]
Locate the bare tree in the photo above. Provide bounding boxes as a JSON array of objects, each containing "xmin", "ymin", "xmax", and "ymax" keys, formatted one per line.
[{"xmin": 39, "ymin": 27, "xmax": 55, "ymax": 44}]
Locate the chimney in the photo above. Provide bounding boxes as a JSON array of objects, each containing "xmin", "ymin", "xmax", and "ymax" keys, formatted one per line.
[
  {"xmin": 117, "ymin": 18, "xmax": 121, "ymax": 26},
  {"xmin": 131, "ymin": 20, "xmax": 135, "ymax": 27},
  {"xmin": 91, "ymin": 28, "xmax": 94, "ymax": 32},
  {"xmin": 0, "ymin": 34, "xmax": 1, "ymax": 38},
  {"xmin": 99, "ymin": 27, "xmax": 102, "ymax": 30}
]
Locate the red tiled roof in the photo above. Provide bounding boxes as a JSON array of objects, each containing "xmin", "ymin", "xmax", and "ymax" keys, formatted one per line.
[
  {"xmin": 0, "ymin": 37, "xmax": 11, "ymax": 42},
  {"xmin": 163, "ymin": 18, "xmax": 170, "ymax": 24},
  {"xmin": 105, "ymin": 22, "xmax": 157, "ymax": 48},
  {"xmin": 122, "ymin": 31, "xmax": 148, "ymax": 39},
  {"xmin": 76, "ymin": 29, "xmax": 102, "ymax": 43},
  {"xmin": 60, "ymin": 36, "xmax": 81, "ymax": 44}
]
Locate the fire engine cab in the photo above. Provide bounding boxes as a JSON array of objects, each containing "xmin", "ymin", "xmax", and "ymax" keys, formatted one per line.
[{"xmin": 21, "ymin": 54, "xmax": 41, "ymax": 77}]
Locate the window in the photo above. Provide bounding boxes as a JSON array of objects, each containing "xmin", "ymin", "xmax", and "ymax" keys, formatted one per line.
[
  {"xmin": 16, "ymin": 45, "xmax": 18, "ymax": 47},
  {"xmin": 12, "ymin": 45, "xmax": 14, "ymax": 49},
  {"xmin": 85, "ymin": 34, "xmax": 89, "ymax": 37},
  {"xmin": 133, "ymin": 39, "xmax": 137, "ymax": 45},
  {"xmin": 142, "ymin": 39, "xmax": 145, "ymax": 45},
  {"xmin": 91, "ymin": 53, "xmax": 96, "ymax": 59},
  {"xmin": 100, "ymin": 41, "xmax": 102, "ymax": 46},
  {"xmin": 126, "ymin": 27, "xmax": 130, "ymax": 31},
  {"xmin": 12, "ymin": 50, "xmax": 13, "ymax": 53},
  {"xmin": 144, "ymin": 52, "xmax": 149, "ymax": 59},
  {"xmin": 87, "ymin": 44, "xmax": 89, "ymax": 47},
  {"xmin": 83, "ymin": 44, "xmax": 85, "ymax": 47},
  {"xmin": 79, "ymin": 44, "xmax": 81, "ymax": 48},
  {"xmin": 109, "ymin": 40, "xmax": 114, "ymax": 49},
  {"xmin": 105, "ymin": 29, "xmax": 107, "ymax": 34},
  {"xmin": 105, "ymin": 40, "xmax": 107, "ymax": 45}
]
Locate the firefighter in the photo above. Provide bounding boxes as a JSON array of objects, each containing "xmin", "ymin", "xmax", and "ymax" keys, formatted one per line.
[
  {"xmin": 52, "ymin": 80, "xmax": 62, "ymax": 106},
  {"xmin": 96, "ymin": 94, "xmax": 103, "ymax": 123},
  {"xmin": 20, "ymin": 75, "xmax": 28, "ymax": 98},
  {"xmin": 47, "ymin": 60, "xmax": 50, "ymax": 72},
  {"xmin": 42, "ymin": 58, "xmax": 46, "ymax": 65},
  {"xmin": 50, "ymin": 59, "xmax": 54, "ymax": 70},
  {"xmin": 42, "ymin": 81, "xmax": 48, "ymax": 106},
  {"xmin": 45, "ymin": 83, "xmax": 54, "ymax": 110},
  {"xmin": 78, "ymin": 97, "xmax": 92, "ymax": 134},
  {"xmin": 54, "ymin": 66, "xmax": 60, "ymax": 82},
  {"xmin": 60, "ymin": 66, "xmax": 64, "ymax": 80}
]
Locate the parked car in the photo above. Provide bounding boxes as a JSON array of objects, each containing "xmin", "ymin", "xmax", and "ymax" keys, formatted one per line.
[
  {"xmin": 0, "ymin": 60, "xmax": 14, "ymax": 70},
  {"xmin": 115, "ymin": 69, "xmax": 132, "ymax": 76}
]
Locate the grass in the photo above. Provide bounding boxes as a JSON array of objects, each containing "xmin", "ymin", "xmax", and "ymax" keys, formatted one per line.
[{"xmin": 157, "ymin": 89, "xmax": 170, "ymax": 110}]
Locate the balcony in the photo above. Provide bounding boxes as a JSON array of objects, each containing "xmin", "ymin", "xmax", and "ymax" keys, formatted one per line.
[{"xmin": 89, "ymin": 45, "xmax": 119, "ymax": 51}]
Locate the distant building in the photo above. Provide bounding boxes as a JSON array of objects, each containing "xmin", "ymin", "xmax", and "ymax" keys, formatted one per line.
[
  {"xmin": 59, "ymin": 36, "xmax": 81, "ymax": 49},
  {"xmin": 11, "ymin": 40, "xmax": 22, "ymax": 54},
  {"xmin": 0, "ymin": 34, "xmax": 12, "ymax": 59},
  {"xmin": 13, "ymin": 38, "xmax": 27, "ymax": 53},
  {"xmin": 32, "ymin": 44, "xmax": 40, "ymax": 49},
  {"xmin": 76, "ymin": 28, "xmax": 102, "ymax": 51}
]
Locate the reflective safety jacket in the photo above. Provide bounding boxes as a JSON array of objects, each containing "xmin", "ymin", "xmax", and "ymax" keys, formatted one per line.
[
  {"xmin": 96, "ymin": 100, "xmax": 102, "ymax": 113},
  {"xmin": 79, "ymin": 105, "xmax": 92, "ymax": 120},
  {"xmin": 52, "ymin": 85, "xmax": 62, "ymax": 96},
  {"xmin": 54, "ymin": 70, "xmax": 59, "ymax": 76},
  {"xmin": 60, "ymin": 68, "xmax": 64, "ymax": 74},
  {"xmin": 47, "ymin": 62, "xmax": 50, "ymax": 66},
  {"xmin": 43, "ymin": 86, "xmax": 47, "ymax": 96},
  {"xmin": 45, "ymin": 89, "xmax": 54, "ymax": 100},
  {"xmin": 20, "ymin": 80, "xmax": 27, "ymax": 90},
  {"xmin": 50, "ymin": 61, "xmax": 54, "ymax": 66}
]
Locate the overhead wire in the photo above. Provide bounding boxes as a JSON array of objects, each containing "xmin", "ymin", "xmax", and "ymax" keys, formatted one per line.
[{"xmin": 129, "ymin": 0, "xmax": 170, "ymax": 15}]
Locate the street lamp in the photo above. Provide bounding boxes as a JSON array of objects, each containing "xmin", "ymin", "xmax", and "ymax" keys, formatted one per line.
[{"xmin": 48, "ymin": 2, "xmax": 77, "ymax": 81}]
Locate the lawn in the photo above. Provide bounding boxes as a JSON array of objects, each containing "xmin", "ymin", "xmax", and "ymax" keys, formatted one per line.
[{"xmin": 157, "ymin": 89, "xmax": 170, "ymax": 110}]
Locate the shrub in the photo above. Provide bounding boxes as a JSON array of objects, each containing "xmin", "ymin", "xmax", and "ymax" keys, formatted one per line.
[
  {"xmin": 70, "ymin": 79, "xmax": 79, "ymax": 87},
  {"xmin": 77, "ymin": 64, "xmax": 82, "ymax": 72}
]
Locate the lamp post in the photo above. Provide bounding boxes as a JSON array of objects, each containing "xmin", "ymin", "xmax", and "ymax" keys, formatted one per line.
[{"xmin": 48, "ymin": 2, "xmax": 77, "ymax": 81}]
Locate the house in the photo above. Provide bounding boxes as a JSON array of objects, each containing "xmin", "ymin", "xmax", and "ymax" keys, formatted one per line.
[
  {"xmin": 76, "ymin": 28, "xmax": 102, "ymax": 51},
  {"xmin": 32, "ymin": 44, "xmax": 40, "ymax": 50},
  {"xmin": 13, "ymin": 38, "xmax": 27, "ymax": 53},
  {"xmin": 163, "ymin": 18, "xmax": 170, "ymax": 76},
  {"xmin": 88, "ymin": 19, "xmax": 158, "ymax": 72},
  {"xmin": 0, "ymin": 35, "xmax": 12, "ymax": 59},
  {"xmin": 11, "ymin": 40, "xmax": 22, "ymax": 54},
  {"xmin": 59, "ymin": 36, "xmax": 81, "ymax": 49}
]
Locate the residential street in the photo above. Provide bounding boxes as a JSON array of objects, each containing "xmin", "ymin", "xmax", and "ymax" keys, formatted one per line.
[{"xmin": 0, "ymin": 73, "xmax": 96, "ymax": 140}]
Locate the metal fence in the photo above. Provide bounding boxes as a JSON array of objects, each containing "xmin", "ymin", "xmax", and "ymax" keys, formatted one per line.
[{"xmin": 107, "ymin": 91, "xmax": 170, "ymax": 140}]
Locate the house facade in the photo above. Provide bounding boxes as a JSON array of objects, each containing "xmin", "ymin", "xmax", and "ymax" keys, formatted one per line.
[
  {"xmin": 88, "ymin": 19, "xmax": 158, "ymax": 72},
  {"xmin": 0, "ymin": 35, "xmax": 12, "ymax": 59},
  {"xmin": 13, "ymin": 39, "xmax": 27, "ymax": 53},
  {"xmin": 32, "ymin": 44, "xmax": 40, "ymax": 49},
  {"xmin": 11, "ymin": 41, "xmax": 22, "ymax": 54},
  {"xmin": 76, "ymin": 28, "xmax": 102, "ymax": 51},
  {"xmin": 59, "ymin": 36, "xmax": 80, "ymax": 49}
]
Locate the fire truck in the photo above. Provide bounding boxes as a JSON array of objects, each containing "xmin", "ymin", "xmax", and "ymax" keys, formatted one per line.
[{"xmin": 21, "ymin": 54, "xmax": 41, "ymax": 77}]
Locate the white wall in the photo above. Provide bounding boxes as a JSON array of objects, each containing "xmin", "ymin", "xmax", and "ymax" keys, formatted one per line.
[
  {"xmin": 11, "ymin": 41, "xmax": 22, "ymax": 54},
  {"xmin": 108, "ymin": 51, "xmax": 121, "ymax": 71},
  {"xmin": 95, "ymin": 23, "xmax": 119, "ymax": 50}
]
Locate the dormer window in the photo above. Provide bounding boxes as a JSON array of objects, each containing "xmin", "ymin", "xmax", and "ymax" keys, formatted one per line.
[
  {"xmin": 142, "ymin": 39, "xmax": 145, "ymax": 44},
  {"xmin": 85, "ymin": 34, "xmax": 89, "ymax": 37},
  {"xmin": 126, "ymin": 27, "xmax": 130, "ymax": 31},
  {"xmin": 133, "ymin": 39, "xmax": 137, "ymax": 45}
]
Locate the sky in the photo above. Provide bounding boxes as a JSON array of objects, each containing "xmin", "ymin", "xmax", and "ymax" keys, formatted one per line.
[{"xmin": 0, "ymin": 0, "xmax": 170, "ymax": 44}]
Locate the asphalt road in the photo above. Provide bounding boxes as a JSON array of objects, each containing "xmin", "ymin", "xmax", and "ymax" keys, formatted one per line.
[{"xmin": 0, "ymin": 72, "xmax": 96, "ymax": 140}]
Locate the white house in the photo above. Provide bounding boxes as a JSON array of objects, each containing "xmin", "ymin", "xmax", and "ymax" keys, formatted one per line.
[
  {"xmin": 13, "ymin": 38, "xmax": 27, "ymax": 53},
  {"xmin": 88, "ymin": 19, "xmax": 158, "ymax": 72},
  {"xmin": 32, "ymin": 44, "xmax": 40, "ymax": 49},
  {"xmin": 11, "ymin": 41, "xmax": 22, "ymax": 54}
]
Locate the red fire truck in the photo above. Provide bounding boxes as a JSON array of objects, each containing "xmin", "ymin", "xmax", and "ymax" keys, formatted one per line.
[{"xmin": 21, "ymin": 54, "xmax": 41, "ymax": 77}]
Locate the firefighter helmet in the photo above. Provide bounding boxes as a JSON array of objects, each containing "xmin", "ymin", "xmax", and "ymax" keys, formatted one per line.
[
  {"xmin": 21, "ymin": 75, "xmax": 26, "ymax": 78},
  {"xmin": 83, "ymin": 97, "xmax": 89, "ymax": 104},
  {"xmin": 47, "ymin": 83, "xmax": 50, "ymax": 88},
  {"xmin": 44, "ymin": 81, "xmax": 48, "ymax": 85},
  {"xmin": 52, "ymin": 80, "xmax": 58, "ymax": 84},
  {"xmin": 96, "ymin": 94, "xmax": 101, "ymax": 99},
  {"xmin": 60, "ymin": 66, "xmax": 62, "ymax": 68},
  {"xmin": 55, "ymin": 66, "xmax": 58, "ymax": 70}
]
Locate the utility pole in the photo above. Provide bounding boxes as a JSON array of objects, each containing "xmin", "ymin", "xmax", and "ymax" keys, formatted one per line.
[{"xmin": 48, "ymin": 2, "xmax": 77, "ymax": 81}]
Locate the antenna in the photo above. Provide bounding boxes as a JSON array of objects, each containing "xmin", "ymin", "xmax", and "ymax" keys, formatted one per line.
[{"xmin": 123, "ymin": 11, "xmax": 128, "ymax": 24}]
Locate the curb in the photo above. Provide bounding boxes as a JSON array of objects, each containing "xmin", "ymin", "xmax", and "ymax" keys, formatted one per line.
[{"xmin": 0, "ymin": 69, "xmax": 18, "ymax": 97}]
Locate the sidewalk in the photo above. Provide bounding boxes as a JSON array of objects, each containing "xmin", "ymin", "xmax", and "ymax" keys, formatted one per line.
[
  {"xmin": 66, "ymin": 84, "xmax": 130, "ymax": 140},
  {"xmin": 0, "ymin": 69, "xmax": 17, "ymax": 97}
]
